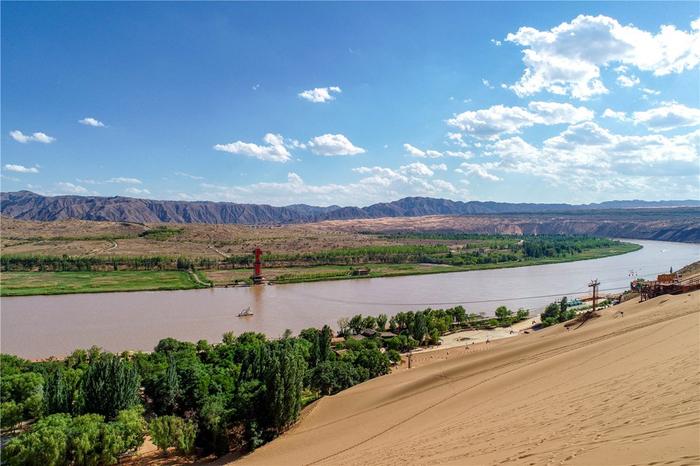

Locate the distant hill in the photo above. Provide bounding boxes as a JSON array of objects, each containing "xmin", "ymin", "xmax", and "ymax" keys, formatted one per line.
[{"xmin": 1, "ymin": 190, "xmax": 699, "ymax": 225}]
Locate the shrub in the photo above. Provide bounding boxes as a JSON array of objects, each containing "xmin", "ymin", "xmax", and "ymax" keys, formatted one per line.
[
  {"xmin": 114, "ymin": 407, "xmax": 148, "ymax": 452},
  {"xmin": 149, "ymin": 415, "xmax": 196, "ymax": 455},
  {"xmin": 150, "ymin": 416, "xmax": 181, "ymax": 453},
  {"xmin": 1, "ymin": 400, "xmax": 24, "ymax": 431},
  {"xmin": 3, "ymin": 414, "xmax": 71, "ymax": 466},
  {"xmin": 311, "ymin": 360, "xmax": 367, "ymax": 395},
  {"xmin": 386, "ymin": 349, "xmax": 402, "ymax": 365}
]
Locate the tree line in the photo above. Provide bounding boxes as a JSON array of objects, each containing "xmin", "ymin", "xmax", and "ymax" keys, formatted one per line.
[
  {"xmin": 1, "ymin": 326, "xmax": 391, "ymax": 464},
  {"xmin": 2, "ymin": 235, "xmax": 624, "ymax": 272}
]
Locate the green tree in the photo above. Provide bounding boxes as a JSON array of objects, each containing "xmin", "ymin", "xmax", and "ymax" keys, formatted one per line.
[
  {"xmin": 495, "ymin": 306, "xmax": 513, "ymax": 325},
  {"xmin": 261, "ymin": 339, "xmax": 307, "ymax": 433},
  {"xmin": 319, "ymin": 325, "xmax": 333, "ymax": 363},
  {"xmin": 0, "ymin": 401, "xmax": 24, "ymax": 431},
  {"xmin": 361, "ymin": 315, "xmax": 377, "ymax": 331},
  {"xmin": 113, "ymin": 407, "xmax": 147, "ymax": 452},
  {"xmin": 412, "ymin": 312, "xmax": 427, "ymax": 344},
  {"xmin": 149, "ymin": 416, "xmax": 181, "ymax": 454},
  {"xmin": 516, "ymin": 308, "xmax": 529, "ymax": 321},
  {"xmin": 81, "ymin": 355, "xmax": 140, "ymax": 419},
  {"xmin": 45, "ymin": 369, "xmax": 81, "ymax": 415},
  {"xmin": 311, "ymin": 360, "xmax": 368, "ymax": 395},
  {"xmin": 3, "ymin": 414, "xmax": 71, "ymax": 466},
  {"xmin": 349, "ymin": 314, "xmax": 363, "ymax": 335},
  {"xmin": 376, "ymin": 314, "xmax": 388, "ymax": 331}
]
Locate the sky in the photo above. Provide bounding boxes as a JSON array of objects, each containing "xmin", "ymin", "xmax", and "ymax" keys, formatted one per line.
[{"xmin": 1, "ymin": 1, "xmax": 699, "ymax": 206}]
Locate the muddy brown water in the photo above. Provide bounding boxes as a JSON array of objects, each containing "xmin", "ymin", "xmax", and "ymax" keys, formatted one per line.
[{"xmin": 1, "ymin": 239, "xmax": 698, "ymax": 359}]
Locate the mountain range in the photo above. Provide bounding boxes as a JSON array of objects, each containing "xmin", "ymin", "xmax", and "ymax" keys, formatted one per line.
[{"xmin": 2, "ymin": 190, "xmax": 699, "ymax": 224}]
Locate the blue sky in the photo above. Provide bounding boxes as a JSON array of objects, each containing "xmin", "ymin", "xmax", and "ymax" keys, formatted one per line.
[{"xmin": 2, "ymin": 2, "xmax": 699, "ymax": 206}]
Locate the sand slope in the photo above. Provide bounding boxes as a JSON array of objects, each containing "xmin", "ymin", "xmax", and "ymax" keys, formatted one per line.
[{"xmin": 238, "ymin": 291, "xmax": 700, "ymax": 465}]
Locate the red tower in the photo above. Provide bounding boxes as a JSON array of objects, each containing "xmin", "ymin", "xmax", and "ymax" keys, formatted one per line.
[{"xmin": 252, "ymin": 248, "xmax": 264, "ymax": 283}]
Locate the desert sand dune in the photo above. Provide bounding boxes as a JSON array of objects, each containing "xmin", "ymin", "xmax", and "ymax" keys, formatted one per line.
[{"xmin": 237, "ymin": 291, "xmax": 700, "ymax": 465}]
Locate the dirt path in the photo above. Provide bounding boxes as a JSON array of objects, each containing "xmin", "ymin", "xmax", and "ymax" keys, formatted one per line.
[{"xmin": 85, "ymin": 239, "xmax": 118, "ymax": 256}]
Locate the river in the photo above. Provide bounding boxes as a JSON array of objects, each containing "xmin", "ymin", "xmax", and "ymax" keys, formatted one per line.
[{"xmin": 1, "ymin": 239, "xmax": 698, "ymax": 359}]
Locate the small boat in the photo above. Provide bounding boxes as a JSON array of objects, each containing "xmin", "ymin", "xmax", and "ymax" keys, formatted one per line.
[{"xmin": 238, "ymin": 306, "xmax": 254, "ymax": 317}]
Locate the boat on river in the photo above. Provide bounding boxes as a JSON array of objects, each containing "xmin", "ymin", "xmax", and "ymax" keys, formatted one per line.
[{"xmin": 238, "ymin": 306, "xmax": 254, "ymax": 317}]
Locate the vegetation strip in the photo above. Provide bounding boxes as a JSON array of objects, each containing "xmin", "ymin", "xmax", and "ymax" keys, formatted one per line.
[{"xmin": 0, "ymin": 236, "xmax": 641, "ymax": 296}]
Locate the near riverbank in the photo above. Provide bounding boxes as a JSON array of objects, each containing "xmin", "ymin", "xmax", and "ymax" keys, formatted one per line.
[{"xmin": 235, "ymin": 289, "xmax": 700, "ymax": 465}]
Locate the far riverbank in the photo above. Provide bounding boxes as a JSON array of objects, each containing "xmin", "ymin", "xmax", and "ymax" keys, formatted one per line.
[{"xmin": 1, "ymin": 242, "xmax": 640, "ymax": 296}]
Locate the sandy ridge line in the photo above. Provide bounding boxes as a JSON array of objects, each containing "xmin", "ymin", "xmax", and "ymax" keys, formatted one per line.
[
  {"xmin": 288, "ymin": 305, "xmax": 699, "ymax": 465},
  {"xmin": 290, "ymin": 307, "xmax": 693, "ymax": 438}
]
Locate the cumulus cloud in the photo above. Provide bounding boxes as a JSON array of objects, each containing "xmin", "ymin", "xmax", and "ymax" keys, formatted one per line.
[
  {"xmin": 10, "ymin": 130, "xmax": 55, "ymax": 144},
  {"xmin": 455, "ymin": 162, "xmax": 501, "ymax": 181},
  {"xmin": 4, "ymin": 164, "xmax": 39, "ymax": 174},
  {"xmin": 446, "ymin": 132, "xmax": 469, "ymax": 148},
  {"xmin": 78, "ymin": 117, "xmax": 105, "ymax": 127},
  {"xmin": 506, "ymin": 15, "xmax": 700, "ymax": 99},
  {"xmin": 482, "ymin": 122, "xmax": 699, "ymax": 190},
  {"xmin": 632, "ymin": 103, "xmax": 700, "ymax": 132},
  {"xmin": 447, "ymin": 101, "xmax": 594, "ymax": 139},
  {"xmin": 403, "ymin": 143, "xmax": 443, "ymax": 158},
  {"xmin": 298, "ymin": 86, "xmax": 342, "ymax": 103},
  {"xmin": 199, "ymin": 165, "xmax": 462, "ymax": 206},
  {"xmin": 430, "ymin": 163, "xmax": 448, "ymax": 171},
  {"xmin": 107, "ymin": 177, "xmax": 142, "ymax": 185},
  {"xmin": 616, "ymin": 74, "xmax": 640, "ymax": 87},
  {"xmin": 308, "ymin": 133, "xmax": 365, "ymax": 156},
  {"xmin": 214, "ymin": 133, "xmax": 293, "ymax": 162},
  {"xmin": 602, "ymin": 109, "xmax": 628, "ymax": 121}
]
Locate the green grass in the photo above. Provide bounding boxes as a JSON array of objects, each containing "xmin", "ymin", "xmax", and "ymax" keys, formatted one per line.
[
  {"xmin": 0, "ymin": 242, "xmax": 642, "ymax": 295},
  {"xmin": 0, "ymin": 270, "xmax": 206, "ymax": 296},
  {"xmin": 269, "ymin": 242, "xmax": 642, "ymax": 284}
]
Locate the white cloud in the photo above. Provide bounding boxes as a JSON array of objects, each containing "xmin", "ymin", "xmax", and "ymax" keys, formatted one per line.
[
  {"xmin": 199, "ymin": 166, "xmax": 462, "ymax": 205},
  {"xmin": 107, "ymin": 177, "xmax": 142, "ymax": 185},
  {"xmin": 506, "ymin": 15, "xmax": 700, "ymax": 99},
  {"xmin": 602, "ymin": 108, "xmax": 628, "ymax": 121},
  {"xmin": 483, "ymin": 122, "xmax": 699, "ymax": 189},
  {"xmin": 10, "ymin": 130, "xmax": 55, "ymax": 144},
  {"xmin": 403, "ymin": 143, "xmax": 425, "ymax": 157},
  {"xmin": 616, "ymin": 74, "xmax": 640, "ymax": 87},
  {"xmin": 447, "ymin": 101, "xmax": 593, "ymax": 139},
  {"xmin": 446, "ymin": 132, "xmax": 469, "ymax": 148},
  {"xmin": 641, "ymin": 88, "xmax": 661, "ymax": 96},
  {"xmin": 482, "ymin": 79, "xmax": 495, "ymax": 89},
  {"xmin": 308, "ymin": 133, "xmax": 365, "ymax": 156},
  {"xmin": 298, "ymin": 86, "xmax": 342, "ymax": 103},
  {"xmin": 632, "ymin": 103, "xmax": 700, "ymax": 132},
  {"xmin": 124, "ymin": 187, "xmax": 151, "ymax": 196},
  {"xmin": 490, "ymin": 39, "xmax": 502, "ymax": 46},
  {"xmin": 78, "ymin": 117, "xmax": 105, "ymax": 127},
  {"xmin": 445, "ymin": 150, "xmax": 473, "ymax": 159},
  {"xmin": 456, "ymin": 162, "xmax": 501, "ymax": 181},
  {"xmin": 403, "ymin": 143, "xmax": 444, "ymax": 158},
  {"xmin": 401, "ymin": 162, "xmax": 434, "ymax": 177},
  {"xmin": 214, "ymin": 133, "xmax": 293, "ymax": 162},
  {"xmin": 56, "ymin": 182, "xmax": 88, "ymax": 194},
  {"xmin": 430, "ymin": 163, "xmax": 448, "ymax": 171},
  {"xmin": 4, "ymin": 164, "xmax": 39, "ymax": 174}
]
